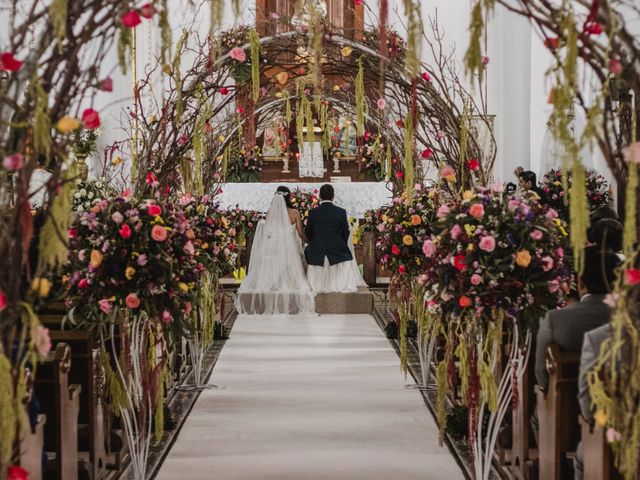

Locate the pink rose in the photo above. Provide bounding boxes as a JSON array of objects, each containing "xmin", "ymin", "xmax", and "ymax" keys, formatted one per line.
[
  {"xmin": 530, "ymin": 229, "xmax": 543, "ymax": 240},
  {"xmin": 508, "ymin": 199, "xmax": 520, "ymax": 211},
  {"xmin": 422, "ymin": 239, "xmax": 437, "ymax": 257},
  {"xmin": 542, "ymin": 256, "xmax": 554, "ymax": 272},
  {"xmin": 125, "ymin": 293, "xmax": 140, "ymax": 309},
  {"xmin": 81, "ymin": 108, "xmax": 101, "ymax": 129},
  {"xmin": 479, "ymin": 235, "xmax": 496, "ymax": 252},
  {"xmin": 555, "ymin": 247, "xmax": 564, "ymax": 258},
  {"xmin": 450, "ymin": 224, "xmax": 462, "ymax": 240},
  {"xmin": 229, "ymin": 47, "xmax": 247, "ymax": 62},
  {"xmin": 78, "ymin": 278, "xmax": 89, "ymax": 289},
  {"xmin": 99, "ymin": 77, "xmax": 113, "ymax": 92},
  {"xmin": 151, "ymin": 225, "xmax": 168, "ymax": 242},
  {"xmin": 183, "ymin": 241, "xmax": 195, "ymax": 256},
  {"xmin": 0, "ymin": 290, "xmax": 7, "ymax": 311},
  {"xmin": 98, "ymin": 299, "xmax": 112, "ymax": 314},
  {"xmin": 436, "ymin": 204, "xmax": 451, "ymax": 219},
  {"xmin": 119, "ymin": 224, "xmax": 132, "ymax": 239},
  {"xmin": 3, "ymin": 152, "xmax": 24, "ymax": 171},
  {"xmin": 147, "ymin": 204, "xmax": 162, "ymax": 216},
  {"xmin": 111, "ymin": 212, "xmax": 124, "ymax": 224},
  {"xmin": 33, "ymin": 325, "xmax": 52, "ymax": 358},
  {"xmin": 471, "ymin": 274, "xmax": 482, "ymax": 285},
  {"xmin": 546, "ymin": 208, "xmax": 559, "ymax": 220},
  {"xmin": 161, "ymin": 310, "xmax": 173, "ymax": 323},
  {"xmin": 469, "ymin": 203, "xmax": 485, "ymax": 219}
]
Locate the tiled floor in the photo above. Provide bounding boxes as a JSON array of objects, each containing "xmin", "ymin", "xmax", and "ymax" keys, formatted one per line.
[{"xmin": 155, "ymin": 314, "xmax": 464, "ymax": 480}]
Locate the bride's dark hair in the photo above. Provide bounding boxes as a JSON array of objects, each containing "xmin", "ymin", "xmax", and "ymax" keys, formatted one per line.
[{"xmin": 276, "ymin": 186, "xmax": 294, "ymax": 209}]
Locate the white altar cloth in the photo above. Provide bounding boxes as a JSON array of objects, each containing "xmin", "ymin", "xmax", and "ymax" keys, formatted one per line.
[{"xmin": 216, "ymin": 182, "xmax": 393, "ymax": 218}]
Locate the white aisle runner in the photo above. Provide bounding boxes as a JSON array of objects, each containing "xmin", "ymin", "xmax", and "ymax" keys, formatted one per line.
[{"xmin": 156, "ymin": 314, "xmax": 464, "ymax": 480}]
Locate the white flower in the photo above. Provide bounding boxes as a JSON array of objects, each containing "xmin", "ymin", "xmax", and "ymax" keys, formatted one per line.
[{"xmin": 77, "ymin": 205, "xmax": 84, "ymax": 212}]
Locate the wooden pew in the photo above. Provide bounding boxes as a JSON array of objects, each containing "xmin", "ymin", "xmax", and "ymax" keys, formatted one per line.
[
  {"xmin": 39, "ymin": 308, "xmax": 109, "ymax": 479},
  {"xmin": 537, "ymin": 344, "xmax": 581, "ymax": 480},
  {"xmin": 34, "ymin": 342, "xmax": 81, "ymax": 480},
  {"xmin": 511, "ymin": 358, "xmax": 537, "ymax": 479},
  {"xmin": 362, "ymin": 231, "xmax": 377, "ymax": 286},
  {"xmin": 19, "ymin": 367, "xmax": 46, "ymax": 480},
  {"xmin": 580, "ymin": 417, "xmax": 622, "ymax": 480}
]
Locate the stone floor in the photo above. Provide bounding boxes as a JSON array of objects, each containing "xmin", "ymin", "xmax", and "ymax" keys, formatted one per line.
[{"xmin": 155, "ymin": 313, "xmax": 464, "ymax": 480}]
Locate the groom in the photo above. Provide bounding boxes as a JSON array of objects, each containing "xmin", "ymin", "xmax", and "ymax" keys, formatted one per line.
[{"xmin": 304, "ymin": 184, "xmax": 356, "ymax": 293}]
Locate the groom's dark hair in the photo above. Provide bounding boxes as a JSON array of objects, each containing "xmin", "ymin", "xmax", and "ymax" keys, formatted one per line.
[{"xmin": 319, "ymin": 184, "xmax": 334, "ymax": 201}]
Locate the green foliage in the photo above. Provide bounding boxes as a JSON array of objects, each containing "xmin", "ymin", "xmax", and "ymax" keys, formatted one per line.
[
  {"xmin": 117, "ymin": 26, "xmax": 131, "ymax": 74},
  {"xmin": 355, "ymin": 56, "xmax": 366, "ymax": 138},
  {"xmin": 159, "ymin": 0, "xmax": 171, "ymax": 65},
  {"xmin": 0, "ymin": 354, "xmax": 16, "ymax": 471},
  {"xmin": 248, "ymin": 29, "xmax": 261, "ymax": 102},
  {"xmin": 32, "ymin": 76, "xmax": 52, "ymax": 157}
]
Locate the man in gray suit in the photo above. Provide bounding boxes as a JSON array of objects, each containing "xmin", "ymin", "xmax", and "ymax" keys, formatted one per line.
[{"xmin": 535, "ymin": 246, "xmax": 620, "ymax": 391}]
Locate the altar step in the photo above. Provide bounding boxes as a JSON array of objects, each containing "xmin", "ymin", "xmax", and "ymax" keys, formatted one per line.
[{"xmin": 314, "ymin": 287, "xmax": 374, "ymax": 314}]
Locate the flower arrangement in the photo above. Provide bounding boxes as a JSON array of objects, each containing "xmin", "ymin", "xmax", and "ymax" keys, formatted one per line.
[
  {"xmin": 376, "ymin": 184, "xmax": 439, "ymax": 278},
  {"xmin": 65, "ymin": 193, "xmax": 201, "ymax": 335},
  {"xmin": 222, "ymin": 205, "xmax": 263, "ymax": 245},
  {"xmin": 359, "ymin": 132, "xmax": 388, "ymax": 181},
  {"xmin": 289, "ymin": 188, "xmax": 320, "ymax": 225},
  {"xmin": 225, "ymin": 144, "xmax": 263, "ymax": 183},
  {"xmin": 541, "ymin": 168, "xmax": 613, "ymax": 221},
  {"xmin": 362, "ymin": 205, "xmax": 392, "ymax": 233},
  {"xmin": 72, "ymin": 178, "xmax": 117, "ymax": 212}
]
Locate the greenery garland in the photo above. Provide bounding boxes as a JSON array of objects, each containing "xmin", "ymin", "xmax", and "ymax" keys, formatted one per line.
[
  {"xmin": 248, "ymin": 29, "xmax": 261, "ymax": 102},
  {"xmin": 355, "ymin": 56, "xmax": 365, "ymax": 138}
]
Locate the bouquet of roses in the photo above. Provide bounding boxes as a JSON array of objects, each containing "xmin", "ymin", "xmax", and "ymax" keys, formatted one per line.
[
  {"xmin": 541, "ymin": 168, "xmax": 613, "ymax": 221},
  {"xmin": 222, "ymin": 205, "xmax": 263, "ymax": 244},
  {"xmin": 376, "ymin": 184, "xmax": 439, "ymax": 278},
  {"xmin": 362, "ymin": 205, "xmax": 392, "ymax": 233},
  {"xmin": 422, "ymin": 184, "xmax": 572, "ymax": 329},
  {"xmin": 65, "ymin": 193, "xmax": 202, "ymax": 337},
  {"xmin": 289, "ymin": 188, "xmax": 320, "ymax": 225}
]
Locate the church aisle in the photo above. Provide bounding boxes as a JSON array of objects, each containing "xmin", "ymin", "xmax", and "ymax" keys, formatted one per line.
[{"xmin": 155, "ymin": 314, "xmax": 464, "ymax": 480}]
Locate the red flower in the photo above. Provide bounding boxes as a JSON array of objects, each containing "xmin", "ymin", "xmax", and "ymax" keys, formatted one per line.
[
  {"xmin": 81, "ymin": 109, "xmax": 101, "ymax": 129},
  {"xmin": 421, "ymin": 71, "xmax": 431, "ymax": 81},
  {"xmin": 139, "ymin": 3, "xmax": 155, "ymax": 19},
  {"xmin": 119, "ymin": 224, "xmax": 131, "ymax": 239},
  {"xmin": 395, "ymin": 171, "xmax": 404, "ymax": 179},
  {"xmin": 453, "ymin": 254, "xmax": 466, "ymax": 271},
  {"xmin": 421, "ymin": 148, "xmax": 433, "ymax": 159},
  {"xmin": 0, "ymin": 52, "xmax": 23, "ymax": 72},
  {"xmin": 78, "ymin": 279, "xmax": 89, "ymax": 289},
  {"xmin": 8, "ymin": 465, "xmax": 29, "ymax": 480},
  {"xmin": 544, "ymin": 37, "xmax": 560, "ymax": 50},
  {"xmin": 147, "ymin": 204, "xmax": 162, "ymax": 216},
  {"xmin": 219, "ymin": 87, "xmax": 229, "ymax": 95},
  {"xmin": 68, "ymin": 228, "xmax": 78, "ymax": 238},
  {"xmin": 458, "ymin": 295, "xmax": 472, "ymax": 308},
  {"xmin": 391, "ymin": 244, "xmax": 401, "ymax": 256},
  {"xmin": 609, "ymin": 58, "xmax": 623, "ymax": 75},
  {"xmin": 398, "ymin": 264, "xmax": 406, "ymax": 274},
  {"xmin": 121, "ymin": 10, "xmax": 142, "ymax": 28},
  {"xmin": 146, "ymin": 172, "xmax": 158, "ymax": 186},
  {"xmin": 236, "ymin": 106, "xmax": 245, "ymax": 114},
  {"xmin": 467, "ymin": 158, "xmax": 480, "ymax": 171},
  {"xmin": 585, "ymin": 22, "xmax": 603, "ymax": 35},
  {"xmin": 99, "ymin": 77, "xmax": 113, "ymax": 92},
  {"xmin": 395, "ymin": 119, "xmax": 405, "ymax": 129},
  {"xmin": 625, "ymin": 269, "xmax": 640, "ymax": 286}
]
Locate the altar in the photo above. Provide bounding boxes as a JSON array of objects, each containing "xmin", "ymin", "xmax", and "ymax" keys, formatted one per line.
[{"xmin": 216, "ymin": 182, "xmax": 393, "ymax": 218}]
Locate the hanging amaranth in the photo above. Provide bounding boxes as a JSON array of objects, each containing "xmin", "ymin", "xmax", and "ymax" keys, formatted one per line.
[
  {"xmin": 403, "ymin": 0, "xmax": 422, "ymax": 77},
  {"xmin": 173, "ymin": 30, "xmax": 188, "ymax": 123},
  {"xmin": 32, "ymin": 76, "xmax": 51, "ymax": 157},
  {"xmin": 49, "ymin": 0, "xmax": 68, "ymax": 51},
  {"xmin": 159, "ymin": 0, "xmax": 172, "ymax": 65},
  {"xmin": 569, "ymin": 161, "xmax": 589, "ymax": 275},
  {"xmin": 296, "ymin": 97, "xmax": 305, "ymax": 150},
  {"xmin": 403, "ymin": 113, "xmax": 415, "ymax": 198},
  {"xmin": 117, "ymin": 26, "xmax": 132, "ymax": 74},
  {"xmin": 248, "ymin": 29, "xmax": 261, "ymax": 102},
  {"xmin": 355, "ymin": 56, "xmax": 366, "ymax": 138},
  {"xmin": 284, "ymin": 90, "xmax": 292, "ymax": 124}
]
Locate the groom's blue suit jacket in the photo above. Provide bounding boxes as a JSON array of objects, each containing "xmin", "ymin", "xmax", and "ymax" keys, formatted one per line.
[{"xmin": 304, "ymin": 202, "xmax": 353, "ymax": 267}]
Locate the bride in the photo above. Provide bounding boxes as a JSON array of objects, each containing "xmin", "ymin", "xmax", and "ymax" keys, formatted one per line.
[{"xmin": 234, "ymin": 186, "xmax": 316, "ymax": 315}]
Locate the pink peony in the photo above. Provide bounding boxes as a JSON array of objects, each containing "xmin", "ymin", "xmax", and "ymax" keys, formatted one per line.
[
  {"xmin": 422, "ymin": 239, "xmax": 437, "ymax": 257},
  {"xmin": 3, "ymin": 152, "xmax": 24, "ymax": 171},
  {"xmin": 151, "ymin": 225, "xmax": 168, "ymax": 242},
  {"xmin": 229, "ymin": 47, "xmax": 247, "ymax": 62},
  {"xmin": 542, "ymin": 256, "xmax": 554, "ymax": 272},
  {"xmin": 98, "ymin": 299, "xmax": 112, "ymax": 314},
  {"xmin": 34, "ymin": 325, "xmax": 52, "ymax": 358},
  {"xmin": 530, "ymin": 229, "xmax": 543, "ymax": 240},
  {"xmin": 125, "ymin": 293, "xmax": 140, "ymax": 309},
  {"xmin": 479, "ymin": 235, "xmax": 496, "ymax": 252},
  {"xmin": 0, "ymin": 290, "xmax": 7, "ymax": 311},
  {"xmin": 469, "ymin": 203, "xmax": 485, "ymax": 219}
]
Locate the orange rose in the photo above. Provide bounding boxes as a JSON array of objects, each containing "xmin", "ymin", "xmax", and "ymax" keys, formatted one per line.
[
  {"xmin": 90, "ymin": 249, "xmax": 103, "ymax": 268},
  {"xmin": 516, "ymin": 250, "xmax": 532, "ymax": 268},
  {"xmin": 402, "ymin": 235, "xmax": 414, "ymax": 246},
  {"xmin": 151, "ymin": 225, "xmax": 168, "ymax": 242},
  {"xmin": 410, "ymin": 214, "xmax": 422, "ymax": 226}
]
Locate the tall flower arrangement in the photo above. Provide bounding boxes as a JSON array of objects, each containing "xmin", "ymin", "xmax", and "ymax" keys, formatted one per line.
[
  {"xmin": 420, "ymin": 185, "xmax": 572, "ymax": 478},
  {"xmin": 289, "ymin": 188, "xmax": 320, "ymax": 225}
]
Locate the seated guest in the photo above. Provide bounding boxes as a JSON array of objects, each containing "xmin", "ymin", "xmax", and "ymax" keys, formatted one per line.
[
  {"xmin": 589, "ymin": 218, "xmax": 623, "ymax": 256},
  {"xmin": 590, "ymin": 205, "xmax": 618, "ymax": 224},
  {"xmin": 535, "ymin": 245, "xmax": 620, "ymax": 391},
  {"xmin": 517, "ymin": 170, "xmax": 547, "ymax": 203}
]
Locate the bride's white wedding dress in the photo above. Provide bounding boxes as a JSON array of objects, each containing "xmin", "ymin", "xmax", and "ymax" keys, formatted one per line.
[{"xmin": 235, "ymin": 194, "xmax": 316, "ymax": 315}]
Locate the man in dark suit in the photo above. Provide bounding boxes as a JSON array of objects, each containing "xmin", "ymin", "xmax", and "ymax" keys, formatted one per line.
[
  {"xmin": 535, "ymin": 245, "xmax": 620, "ymax": 390},
  {"xmin": 304, "ymin": 184, "xmax": 354, "ymax": 292}
]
